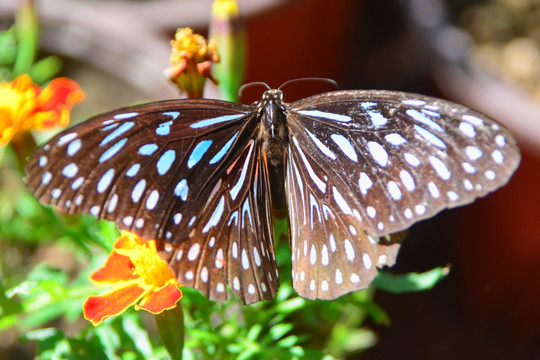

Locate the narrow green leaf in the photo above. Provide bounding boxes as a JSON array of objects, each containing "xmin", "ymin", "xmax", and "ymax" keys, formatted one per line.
[{"xmin": 374, "ymin": 266, "xmax": 450, "ymax": 293}]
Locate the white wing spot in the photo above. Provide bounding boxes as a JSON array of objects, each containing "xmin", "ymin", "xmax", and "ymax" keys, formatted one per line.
[
  {"xmin": 107, "ymin": 194, "xmax": 118, "ymax": 213},
  {"xmin": 331, "ymin": 133, "xmax": 358, "ymax": 162},
  {"xmin": 415, "ymin": 204, "xmax": 426, "ymax": 215},
  {"xmin": 366, "ymin": 206, "xmax": 377, "ymax": 218},
  {"xmin": 462, "ymin": 162, "xmax": 476, "ymax": 174},
  {"xmin": 62, "ymin": 163, "xmax": 79, "ymax": 178},
  {"xmin": 310, "ymin": 245, "xmax": 317, "ymax": 265},
  {"xmin": 385, "ymin": 133, "xmax": 407, "ymax": 146},
  {"xmin": 51, "ymin": 188, "xmax": 62, "ymax": 199},
  {"xmin": 367, "ymin": 110, "xmax": 387, "ymax": 126},
  {"xmin": 404, "ymin": 153, "xmax": 420, "ymax": 167},
  {"xmin": 459, "ymin": 122, "xmax": 476, "ymax": 138},
  {"xmin": 491, "ymin": 150, "xmax": 504, "ymax": 164},
  {"xmin": 344, "ymin": 239, "xmax": 355, "ymax": 261},
  {"xmin": 335, "ymin": 269, "xmax": 343, "ymax": 284},
  {"xmin": 428, "ymin": 181, "xmax": 440, "ymax": 198},
  {"xmin": 242, "ymin": 249, "xmax": 250, "ymax": 270},
  {"xmin": 215, "ymin": 248, "xmax": 224, "ymax": 269},
  {"xmin": 462, "ymin": 114, "xmax": 484, "ymax": 126},
  {"xmin": 321, "ymin": 245, "xmax": 329, "ymax": 266},
  {"xmin": 135, "ymin": 218, "xmax": 144, "ymax": 228},
  {"xmin": 321, "ymin": 280, "xmax": 329, "ymax": 292},
  {"xmin": 131, "ymin": 179, "xmax": 146, "ymax": 203},
  {"xmin": 39, "ymin": 156, "xmax": 48, "ymax": 167},
  {"xmin": 67, "ymin": 139, "xmax": 82, "ymax": 156},
  {"xmin": 404, "ymin": 208, "xmax": 413, "ymax": 219},
  {"xmin": 485, "ymin": 170, "xmax": 496, "ymax": 180},
  {"xmin": 447, "ymin": 191, "xmax": 459, "ymax": 201},
  {"xmin": 387, "ymin": 181, "xmax": 402, "ymax": 200},
  {"xmin": 146, "ymin": 190, "xmax": 160, "ymax": 210},
  {"xmin": 429, "ymin": 156, "xmax": 451, "ymax": 180},
  {"xmin": 41, "ymin": 171, "xmax": 52, "ymax": 185},
  {"xmin": 350, "ymin": 273, "xmax": 360, "ymax": 284},
  {"xmin": 465, "ymin": 146, "xmax": 483, "ymax": 161},
  {"xmin": 201, "ymin": 267, "xmax": 208, "ymax": 283},
  {"xmin": 97, "ymin": 169, "xmax": 115, "ymax": 193},
  {"xmin": 187, "ymin": 243, "xmax": 200, "ymax": 261},
  {"xmin": 248, "ymin": 284, "xmax": 256, "ymax": 295},
  {"xmin": 358, "ymin": 172, "xmax": 373, "ymax": 195},
  {"xmin": 367, "ymin": 141, "xmax": 388, "ymax": 167},
  {"xmin": 362, "ymin": 254, "xmax": 373, "ymax": 270},
  {"xmin": 399, "ymin": 169, "xmax": 415, "ymax": 191},
  {"xmin": 495, "ymin": 135, "xmax": 506, "ymax": 147}
]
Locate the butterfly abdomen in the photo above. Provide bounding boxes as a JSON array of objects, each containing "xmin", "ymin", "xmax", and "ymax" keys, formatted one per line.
[{"xmin": 258, "ymin": 90, "xmax": 290, "ymax": 218}]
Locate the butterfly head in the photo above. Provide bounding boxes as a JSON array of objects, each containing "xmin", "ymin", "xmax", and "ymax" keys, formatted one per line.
[{"xmin": 259, "ymin": 89, "xmax": 285, "ymax": 108}]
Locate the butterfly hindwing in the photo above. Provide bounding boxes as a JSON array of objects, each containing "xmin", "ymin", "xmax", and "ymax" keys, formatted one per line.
[
  {"xmin": 286, "ymin": 142, "xmax": 401, "ymax": 299},
  {"xmin": 161, "ymin": 140, "xmax": 279, "ymax": 304}
]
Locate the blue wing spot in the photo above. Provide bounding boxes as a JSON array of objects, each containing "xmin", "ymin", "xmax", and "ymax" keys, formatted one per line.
[
  {"xmin": 361, "ymin": 102, "xmax": 376, "ymax": 109},
  {"xmin": 156, "ymin": 150, "xmax": 176, "ymax": 175},
  {"xmin": 100, "ymin": 122, "xmax": 135, "ymax": 146},
  {"xmin": 209, "ymin": 132, "xmax": 239, "ymax": 164},
  {"xmin": 163, "ymin": 111, "xmax": 180, "ymax": 119},
  {"xmin": 139, "ymin": 144, "xmax": 159, "ymax": 155},
  {"xmin": 406, "ymin": 109, "xmax": 444, "ymax": 132},
  {"xmin": 190, "ymin": 114, "xmax": 244, "ymax": 129},
  {"xmin": 174, "ymin": 179, "xmax": 188, "ymax": 201},
  {"xmin": 188, "ymin": 140, "xmax": 212, "ymax": 168},
  {"xmin": 99, "ymin": 138, "xmax": 128, "ymax": 163},
  {"xmin": 156, "ymin": 120, "xmax": 173, "ymax": 136},
  {"xmin": 126, "ymin": 163, "xmax": 141, "ymax": 177},
  {"xmin": 114, "ymin": 112, "xmax": 138, "ymax": 120}
]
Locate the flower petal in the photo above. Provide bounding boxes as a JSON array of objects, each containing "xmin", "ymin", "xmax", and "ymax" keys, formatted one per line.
[
  {"xmin": 84, "ymin": 282, "xmax": 147, "ymax": 326},
  {"xmin": 89, "ymin": 251, "xmax": 138, "ymax": 286},
  {"xmin": 136, "ymin": 283, "xmax": 182, "ymax": 314}
]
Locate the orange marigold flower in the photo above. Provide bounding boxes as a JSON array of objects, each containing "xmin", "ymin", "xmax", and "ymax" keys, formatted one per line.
[
  {"xmin": 83, "ymin": 231, "xmax": 182, "ymax": 326},
  {"xmin": 0, "ymin": 74, "xmax": 84, "ymax": 146},
  {"xmin": 164, "ymin": 27, "xmax": 220, "ymax": 98}
]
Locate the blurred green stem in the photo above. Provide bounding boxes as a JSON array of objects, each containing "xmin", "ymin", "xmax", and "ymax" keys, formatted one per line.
[
  {"xmin": 14, "ymin": 0, "xmax": 39, "ymax": 76},
  {"xmin": 155, "ymin": 303, "xmax": 184, "ymax": 360}
]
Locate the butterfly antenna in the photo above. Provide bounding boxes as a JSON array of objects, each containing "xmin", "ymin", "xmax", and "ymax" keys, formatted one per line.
[
  {"xmin": 238, "ymin": 82, "xmax": 271, "ymax": 100},
  {"xmin": 278, "ymin": 78, "xmax": 339, "ymax": 91}
]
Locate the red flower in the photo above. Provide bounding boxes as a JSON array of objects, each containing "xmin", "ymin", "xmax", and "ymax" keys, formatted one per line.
[
  {"xmin": 83, "ymin": 231, "xmax": 182, "ymax": 326},
  {"xmin": 0, "ymin": 74, "xmax": 84, "ymax": 146}
]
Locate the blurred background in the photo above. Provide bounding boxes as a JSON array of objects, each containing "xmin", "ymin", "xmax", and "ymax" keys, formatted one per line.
[{"xmin": 1, "ymin": 0, "xmax": 539, "ymax": 359}]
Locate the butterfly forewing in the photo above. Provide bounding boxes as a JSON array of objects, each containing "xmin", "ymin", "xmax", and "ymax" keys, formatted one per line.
[
  {"xmin": 26, "ymin": 99, "xmax": 255, "ymax": 239},
  {"xmin": 288, "ymin": 90, "xmax": 520, "ymax": 238}
]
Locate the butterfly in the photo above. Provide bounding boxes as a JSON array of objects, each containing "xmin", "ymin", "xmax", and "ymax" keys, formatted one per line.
[{"xmin": 25, "ymin": 87, "xmax": 520, "ymax": 304}]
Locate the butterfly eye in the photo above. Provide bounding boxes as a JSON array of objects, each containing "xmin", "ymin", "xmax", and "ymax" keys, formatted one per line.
[{"xmin": 25, "ymin": 89, "xmax": 520, "ymax": 304}]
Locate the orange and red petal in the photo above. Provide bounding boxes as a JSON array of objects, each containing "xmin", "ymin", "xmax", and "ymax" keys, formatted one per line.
[
  {"xmin": 36, "ymin": 77, "xmax": 85, "ymax": 113},
  {"xmin": 84, "ymin": 282, "xmax": 147, "ymax": 326},
  {"xmin": 136, "ymin": 283, "xmax": 183, "ymax": 314},
  {"xmin": 89, "ymin": 251, "xmax": 138, "ymax": 286}
]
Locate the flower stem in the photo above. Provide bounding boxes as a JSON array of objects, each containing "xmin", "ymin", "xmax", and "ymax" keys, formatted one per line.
[{"xmin": 155, "ymin": 303, "xmax": 184, "ymax": 360}]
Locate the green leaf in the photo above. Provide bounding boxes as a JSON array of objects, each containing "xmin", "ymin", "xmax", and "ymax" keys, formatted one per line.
[
  {"xmin": 374, "ymin": 266, "xmax": 450, "ymax": 293},
  {"xmin": 269, "ymin": 323, "xmax": 293, "ymax": 341},
  {"xmin": 0, "ymin": 28, "xmax": 17, "ymax": 66},
  {"xmin": 122, "ymin": 315, "xmax": 153, "ymax": 357},
  {"xmin": 30, "ymin": 56, "xmax": 63, "ymax": 85}
]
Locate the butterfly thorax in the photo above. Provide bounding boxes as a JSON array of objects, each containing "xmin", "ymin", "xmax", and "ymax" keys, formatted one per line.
[{"xmin": 257, "ymin": 89, "xmax": 289, "ymax": 218}]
